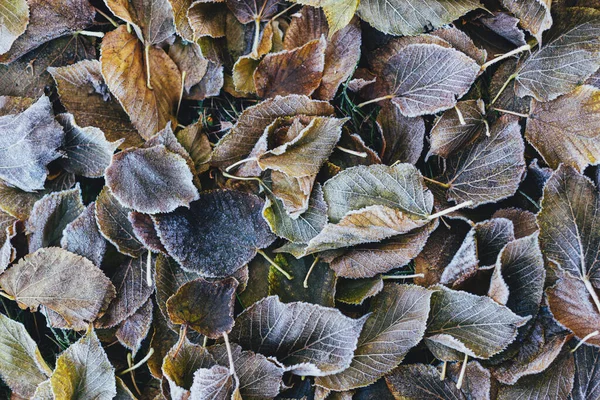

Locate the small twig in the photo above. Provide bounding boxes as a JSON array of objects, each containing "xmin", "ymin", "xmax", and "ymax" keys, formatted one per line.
[
  {"xmin": 171, "ymin": 325, "xmax": 188, "ymax": 359},
  {"xmin": 146, "ymin": 251, "xmax": 153, "ymax": 287},
  {"xmin": 422, "ymin": 176, "xmax": 450, "ymax": 189},
  {"xmin": 76, "ymin": 30, "xmax": 104, "ymax": 38},
  {"xmin": 336, "ymin": 146, "xmax": 367, "ymax": 158},
  {"xmin": 257, "ymin": 250, "xmax": 293, "ymax": 280},
  {"xmin": 221, "ymin": 171, "xmax": 263, "ymax": 183},
  {"xmin": 177, "ymin": 70, "xmax": 186, "ymax": 118},
  {"xmin": 303, "ymin": 256, "xmax": 320, "ymax": 289},
  {"xmin": 119, "ymin": 348, "xmax": 155, "ymax": 375},
  {"xmin": 491, "ymin": 73, "xmax": 517, "ymax": 105},
  {"xmin": 428, "ymin": 201, "xmax": 473, "ymax": 220},
  {"xmin": 480, "ymin": 44, "xmax": 532, "ymax": 71},
  {"xmin": 572, "ymin": 331, "xmax": 599, "ymax": 353},
  {"xmin": 492, "ymin": 108, "xmax": 530, "ymax": 118},
  {"xmin": 483, "ymin": 119, "xmax": 490, "ymax": 137},
  {"xmin": 251, "ymin": 18, "xmax": 261, "ymax": 58},
  {"xmin": 456, "ymin": 353, "xmax": 469, "ymax": 390},
  {"xmin": 382, "ymin": 273, "xmax": 424, "ymax": 280},
  {"xmin": 356, "ymin": 95, "xmax": 394, "ymax": 108}
]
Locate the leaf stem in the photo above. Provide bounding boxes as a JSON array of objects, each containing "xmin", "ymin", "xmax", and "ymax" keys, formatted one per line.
[
  {"xmin": 126, "ymin": 353, "xmax": 142, "ymax": 396},
  {"xmin": 144, "ymin": 45, "xmax": 153, "ymax": 90},
  {"xmin": 456, "ymin": 353, "xmax": 468, "ymax": 390},
  {"xmin": 225, "ymin": 157, "xmax": 258, "ymax": 172},
  {"xmin": 583, "ymin": 277, "xmax": 600, "ymax": 316},
  {"xmin": 76, "ymin": 30, "xmax": 104, "ymax": 38},
  {"xmin": 221, "ymin": 171, "xmax": 263, "ymax": 183},
  {"xmin": 422, "ymin": 176, "xmax": 450, "ymax": 189},
  {"xmin": 571, "ymin": 330, "xmax": 599, "ymax": 353},
  {"xmin": 480, "ymin": 44, "xmax": 532, "ymax": 71},
  {"xmin": 146, "ymin": 251, "xmax": 153, "ymax": 287},
  {"xmin": 440, "ymin": 361, "xmax": 447, "ymax": 381},
  {"xmin": 491, "ymin": 107, "xmax": 530, "ymax": 118},
  {"xmin": 177, "ymin": 70, "xmax": 186, "ymax": 118},
  {"xmin": 126, "ymin": 22, "xmax": 132, "ymax": 33},
  {"xmin": 257, "ymin": 250, "xmax": 293, "ymax": 280},
  {"xmin": 94, "ymin": 7, "xmax": 118, "ymax": 27},
  {"xmin": 0, "ymin": 291, "xmax": 14, "ymax": 301},
  {"xmin": 171, "ymin": 325, "xmax": 188, "ymax": 359},
  {"xmin": 454, "ymin": 105, "xmax": 466, "ymax": 125},
  {"xmin": 382, "ymin": 273, "xmax": 424, "ymax": 280},
  {"xmin": 336, "ymin": 146, "xmax": 367, "ymax": 158},
  {"xmin": 119, "ymin": 348, "xmax": 155, "ymax": 375},
  {"xmin": 357, "ymin": 95, "xmax": 394, "ymax": 108},
  {"xmin": 428, "ymin": 201, "xmax": 474, "ymax": 220},
  {"xmin": 303, "ymin": 256, "xmax": 320, "ymax": 288},
  {"xmin": 251, "ymin": 18, "xmax": 261, "ymax": 58},
  {"xmin": 491, "ymin": 73, "xmax": 517, "ymax": 105},
  {"xmin": 483, "ymin": 119, "xmax": 490, "ymax": 137},
  {"xmin": 222, "ymin": 332, "xmax": 236, "ymax": 376},
  {"xmin": 203, "ymin": 335, "xmax": 208, "ymax": 347}
]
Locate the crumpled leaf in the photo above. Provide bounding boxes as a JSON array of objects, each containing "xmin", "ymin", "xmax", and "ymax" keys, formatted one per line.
[
  {"xmin": 166, "ymin": 277, "xmax": 238, "ymax": 338},
  {"xmin": 426, "ymin": 285, "xmax": 528, "ymax": 359},
  {"xmin": 0, "ymin": 95, "xmax": 64, "ymax": 192},
  {"xmin": 317, "ymin": 284, "xmax": 432, "ymax": 391},
  {"xmin": 116, "ymin": 297, "xmax": 153, "ymax": 356},
  {"xmin": 0, "ymin": 313, "xmax": 51, "ymax": 398},
  {"xmin": 538, "ymin": 165, "xmax": 600, "ymax": 346},
  {"xmin": 525, "ymin": 84, "xmax": 600, "ymax": 172},
  {"xmin": 101, "ymin": 25, "xmax": 181, "ymax": 140},
  {"xmin": 153, "ymin": 190, "xmax": 276, "ymax": 277},
  {"xmin": 27, "ymin": 185, "xmax": 85, "ymax": 252},
  {"xmin": 56, "ymin": 113, "xmax": 121, "ymax": 178},
  {"xmin": 263, "ymin": 182, "xmax": 328, "ymax": 244},
  {"xmin": 0, "ymin": 0, "xmax": 29, "ymax": 55},
  {"xmin": 50, "ymin": 329, "xmax": 117, "ymax": 400},
  {"xmin": 105, "ymin": 0, "xmax": 175, "ymax": 45},
  {"xmin": 97, "ymin": 256, "xmax": 154, "ymax": 328},
  {"xmin": 95, "ymin": 186, "xmax": 145, "ymax": 258},
  {"xmin": 212, "ymin": 94, "xmax": 333, "ymax": 168},
  {"xmin": 106, "ymin": 145, "xmax": 199, "ymax": 214},
  {"xmin": 230, "ymin": 295, "xmax": 368, "ymax": 376},
  {"xmin": 48, "ymin": 59, "xmax": 142, "ymax": 148},
  {"xmin": 370, "ymin": 43, "xmax": 480, "ymax": 117},
  {"xmin": 572, "ymin": 344, "xmax": 600, "ymax": 400},
  {"xmin": 501, "ymin": 0, "xmax": 552, "ymax": 43},
  {"xmin": 357, "ymin": 0, "xmax": 480, "ymax": 36},
  {"xmin": 163, "ymin": 336, "xmax": 216, "ymax": 399},
  {"xmin": 441, "ymin": 115, "xmax": 526, "ymax": 207},
  {"xmin": 497, "ymin": 350, "xmax": 575, "ymax": 400},
  {"xmin": 268, "ymin": 254, "xmax": 336, "ymax": 306},
  {"xmin": 514, "ymin": 7, "xmax": 600, "ymax": 102},
  {"xmin": 175, "ymin": 122, "xmax": 212, "ymax": 174},
  {"xmin": 0, "ymin": 248, "xmax": 115, "ymax": 330},
  {"xmin": 428, "ymin": 99, "xmax": 487, "ymax": 159},
  {"xmin": 377, "ymin": 103, "xmax": 425, "ymax": 165},
  {"xmin": 0, "ymin": 0, "xmax": 95, "ymax": 63},
  {"xmin": 254, "ymin": 37, "xmax": 327, "ymax": 98},
  {"xmin": 208, "ymin": 343, "xmax": 284, "ymax": 399},
  {"xmin": 0, "ymin": 35, "xmax": 96, "ymax": 98},
  {"xmin": 61, "ymin": 202, "xmax": 106, "ymax": 267}
]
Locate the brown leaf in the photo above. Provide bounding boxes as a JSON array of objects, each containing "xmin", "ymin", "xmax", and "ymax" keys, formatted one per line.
[
  {"xmin": 500, "ymin": 0, "xmax": 552, "ymax": 44},
  {"xmin": 175, "ymin": 122, "xmax": 212, "ymax": 174},
  {"xmin": 0, "ymin": 247, "xmax": 115, "ymax": 330},
  {"xmin": 254, "ymin": 37, "xmax": 326, "ymax": 98},
  {"xmin": 105, "ymin": 0, "xmax": 175, "ymax": 45},
  {"xmin": 377, "ymin": 103, "xmax": 425, "ymax": 165},
  {"xmin": 128, "ymin": 211, "xmax": 166, "ymax": 254},
  {"xmin": 0, "ymin": 0, "xmax": 95, "ymax": 63},
  {"xmin": 0, "ymin": 0, "xmax": 29, "ymax": 55},
  {"xmin": 154, "ymin": 253, "xmax": 200, "ymax": 320},
  {"xmin": 166, "ymin": 277, "xmax": 238, "ymax": 338},
  {"xmin": 116, "ymin": 297, "xmax": 153, "ymax": 356},
  {"xmin": 225, "ymin": 0, "xmax": 278, "ymax": 24},
  {"xmin": 167, "ymin": 0, "xmax": 195, "ymax": 40},
  {"xmin": 492, "ymin": 208, "xmax": 538, "ymax": 239},
  {"xmin": 431, "ymin": 26, "xmax": 487, "ymax": 65},
  {"xmin": 526, "ymin": 84, "xmax": 600, "ymax": 172},
  {"xmin": 168, "ymin": 38, "xmax": 209, "ymax": 93},
  {"xmin": 101, "ymin": 25, "xmax": 181, "ymax": 140},
  {"xmin": 187, "ymin": 1, "xmax": 227, "ymax": 38},
  {"xmin": 48, "ymin": 59, "xmax": 142, "ymax": 148},
  {"xmin": 162, "ymin": 336, "xmax": 216, "ymax": 397}
]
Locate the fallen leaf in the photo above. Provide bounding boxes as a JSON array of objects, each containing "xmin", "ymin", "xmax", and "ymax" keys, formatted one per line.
[
  {"xmin": 48, "ymin": 59, "xmax": 142, "ymax": 148},
  {"xmin": 377, "ymin": 103, "xmax": 425, "ymax": 165},
  {"xmin": 385, "ymin": 363, "xmax": 468, "ymax": 399},
  {"xmin": 254, "ymin": 37, "xmax": 327, "ymax": 98},
  {"xmin": 190, "ymin": 365, "xmax": 237, "ymax": 400},
  {"xmin": 225, "ymin": 0, "xmax": 278, "ymax": 24},
  {"xmin": 101, "ymin": 25, "xmax": 181, "ymax": 140},
  {"xmin": 106, "ymin": 145, "xmax": 199, "ymax": 214},
  {"xmin": 166, "ymin": 277, "xmax": 238, "ymax": 338},
  {"xmin": 526, "ymin": 84, "xmax": 600, "ymax": 172},
  {"xmin": 50, "ymin": 329, "xmax": 117, "ymax": 400},
  {"xmin": 335, "ymin": 277, "xmax": 384, "ymax": 305},
  {"xmin": 153, "ymin": 190, "xmax": 276, "ymax": 277},
  {"xmin": 0, "ymin": 0, "xmax": 95, "ymax": 63},
  {"xmin": 105, "ymin": 0, "xmax": 175, "ymax": 45},
  {"xmin": 572, "ymin": 344, "xmax": 600, "ymax": 400},
  {"xmin": 317, "ymin": 284, "xmax": 432, "ymax": 390},
  {"xmin": 187, "ymin": 1, "xmax": 227, "ymax": 38},
  {"xmin": 230, "ymin": 295, "xmax": 368, "ymax": 376},
  {"xmin": 61, "ymin": 202, "xmax": 107, "ymax": 267},
  {"xmin": 501, "ymin": 0, "xmax": 552, "ymax": 44},
  {"xmin": 0, "ymin": 0, "xmax": 29, "ymax": 55},
  {"xmin": 0, "ymin": 95, "xmax": 64, "ymax": 192},
  {"xmin": 128, "ymin": 211, "xmax": 166, "ymax": 254},
  {"xmin": 116, "ymin": 297, "xmax": 153, "ymax": 356}
]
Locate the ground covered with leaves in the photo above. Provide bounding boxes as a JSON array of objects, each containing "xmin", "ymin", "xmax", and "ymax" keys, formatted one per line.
[{"xmin": 0, "ymin": 0, "xmax": 600, "ymax": 398}]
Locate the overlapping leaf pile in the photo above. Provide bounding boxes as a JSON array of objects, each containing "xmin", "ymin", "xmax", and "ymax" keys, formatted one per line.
[{"xmin": 1, "ymin": 0, "xmax": 600, "ymax": 398}]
